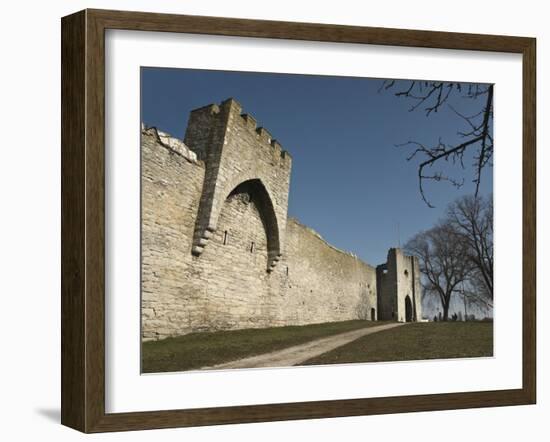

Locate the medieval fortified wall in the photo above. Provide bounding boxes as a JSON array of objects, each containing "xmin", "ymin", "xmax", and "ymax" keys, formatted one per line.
[{"xmin": 142, "ymin": 98, "xmax": 422, "ymax": 340}]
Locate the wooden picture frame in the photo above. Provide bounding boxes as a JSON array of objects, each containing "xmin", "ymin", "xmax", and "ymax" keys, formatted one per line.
[{"xmin": 61, "ymin": 8, "xmax": 536, "ymax": 433}]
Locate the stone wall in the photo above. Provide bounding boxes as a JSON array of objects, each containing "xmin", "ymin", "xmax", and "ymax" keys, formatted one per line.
[
  {"xmin": 141, "ymin": 128, "xmax": 377, "ymax": 340},
  {"xmin": 281, "ymin": 219, "xmax": 378, "ymax": 325},
  {"xmin": 141, "ymin": 124, "xmax": 377, "ymax": 339},
  {"xmin": 141, "ymin": 127, "xmax": 206, "ymax": 339},
  {"xmin": 141, "ymin": 99, "xmax": 420, "ymax": 341}
]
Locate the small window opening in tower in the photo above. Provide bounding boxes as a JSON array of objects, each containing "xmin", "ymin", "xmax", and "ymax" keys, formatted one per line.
[
  {"xmin": 250, "ymin": 241, "xmax": 255, "ymax": 253},
  {"xmin": 404, "ymin": 269, "xmax": 409, "ymax": 277},
  {"xmin": 223, "ymin": 230, "xmax": 228, "ymax": 245},
  {"xmin": 286, "ymin": 266, "xmax": 289, "ymax": 276}
]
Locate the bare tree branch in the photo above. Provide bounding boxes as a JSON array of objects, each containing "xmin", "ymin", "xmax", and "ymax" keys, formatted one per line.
[{"xmin": 381, "ymin": 80, "xmax": 493, "ymax": 207}]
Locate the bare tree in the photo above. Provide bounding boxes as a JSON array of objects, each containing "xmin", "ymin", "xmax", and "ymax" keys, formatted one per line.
[
  {"xmin": 406, "ymin": 222, "xmax": 473, "ymax": 321},
  {"xmin": 463, "ymin": 283, "xmax": 493, "ymax": 311},
  {"xmin": 381, "ymin": 80, "xmax": 493, "ymax": 207},
  {"xmin": 446, "ymin": 194, "xmax": 493, "ymax": 301}
]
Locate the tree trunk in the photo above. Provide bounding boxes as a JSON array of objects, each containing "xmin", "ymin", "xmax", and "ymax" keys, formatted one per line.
[{"xmin": 442, "ymin": 303, "xmax": 450, "ymax": 321}]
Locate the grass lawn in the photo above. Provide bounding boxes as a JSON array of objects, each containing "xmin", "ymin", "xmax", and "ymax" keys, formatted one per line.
[
  {"xmin": 142, "ymin": 320, "xmax": 383, "ymax": 373},
  {"xmin": 301, "ymin": 321, "xmax": 493, "ymax": 366}
]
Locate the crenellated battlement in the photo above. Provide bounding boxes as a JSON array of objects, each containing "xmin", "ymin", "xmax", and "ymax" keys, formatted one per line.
[
  {"xmin": 234, "ymin": 101, "xmax": 292, "ymax": 163},
  {"xmin": 185, "ymin": 98, "xmax": 292, "ymax": 165}
]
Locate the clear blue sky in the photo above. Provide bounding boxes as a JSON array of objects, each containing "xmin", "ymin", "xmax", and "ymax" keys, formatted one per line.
[{"xmin": 141, "ymin": 67, "xmax": 493, "ymax": 267}]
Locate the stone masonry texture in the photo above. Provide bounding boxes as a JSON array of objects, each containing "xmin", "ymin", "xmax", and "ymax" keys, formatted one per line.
[{"xmin": 141, "ymin": 98, "xmax": 422, "ymax": 341}]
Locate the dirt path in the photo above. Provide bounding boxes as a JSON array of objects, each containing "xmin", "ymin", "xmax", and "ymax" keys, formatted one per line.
[{"xmin": 201, "ymin": 322, "xmax": 406, "ymax": 370}]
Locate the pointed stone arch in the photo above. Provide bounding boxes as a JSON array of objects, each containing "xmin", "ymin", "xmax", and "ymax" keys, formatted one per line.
[
  {"xmin": 224, "ymin": 179, "xmax": 281, "ymax": 271},
  {"xmin": 193, "ymin": 177, "xmax": 282, "ymax": 272}
]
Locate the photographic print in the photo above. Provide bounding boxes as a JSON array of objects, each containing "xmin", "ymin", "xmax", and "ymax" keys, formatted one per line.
[
  {"xmin": 60, "ymin": 10, "xmax": 535, "ymax": 431},
  {"xmin": 140, "ymin": 68, "xmax": 494, "ymax": 374}
]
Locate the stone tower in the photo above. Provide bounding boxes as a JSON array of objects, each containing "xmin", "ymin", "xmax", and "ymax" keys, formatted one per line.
[
  {"xmin": 376, "ymin": 248, "xmax": 423, "ymax": 322},
  {"xmin": 184, "ymin": 98, "xmax": 292, "ymax": 272}
]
